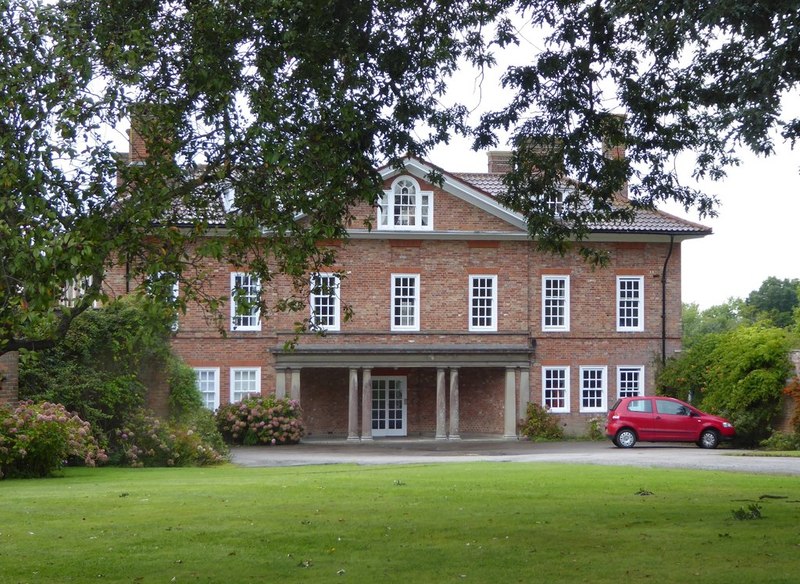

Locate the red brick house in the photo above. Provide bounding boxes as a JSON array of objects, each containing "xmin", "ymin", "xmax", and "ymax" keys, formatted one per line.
[{"xmin": 113, "ymin": 146, "xmax": 711, "ymax": 439}]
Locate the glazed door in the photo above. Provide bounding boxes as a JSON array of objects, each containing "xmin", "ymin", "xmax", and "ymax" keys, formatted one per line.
[{"xmin": 372, "ymin": 377, "xmax": 407, "ymax": 437}]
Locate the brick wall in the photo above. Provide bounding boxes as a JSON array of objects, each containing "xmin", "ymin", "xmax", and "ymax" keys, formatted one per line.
[
  {"xmin": 0, "ymin": 351, "xmax": 19, "ymax": 405},
  {"xmin": 101, "ymin": 165, "xmax": 686, "ymax": 437}
]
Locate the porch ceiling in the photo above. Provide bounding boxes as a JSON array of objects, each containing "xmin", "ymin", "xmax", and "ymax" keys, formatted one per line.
[{"xmin": 271, "ymin": 343, "xmax": 533, "ymax": 369}]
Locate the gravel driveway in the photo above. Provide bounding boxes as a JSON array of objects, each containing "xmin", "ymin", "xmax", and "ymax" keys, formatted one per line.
[{"xmin": 230, "ymin": 439, "xmax": 800, "ymax": 475}]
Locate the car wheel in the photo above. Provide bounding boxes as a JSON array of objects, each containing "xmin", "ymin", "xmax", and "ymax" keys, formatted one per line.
[
  {"xmin": 698, "ymin": 429, "xmax": 720, "ymax": 449},
  {"xmin": 615, "ymin": 429, "xmax": 637, "ymax": 448}
]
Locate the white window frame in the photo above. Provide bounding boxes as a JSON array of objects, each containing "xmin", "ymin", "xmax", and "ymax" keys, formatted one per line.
[
  {"xmin": 310, "ymin": 273, "xmax": 341, "ymax": 331},
  {"xmin": 617, "ymin": 276, "xmax": 644, "ymax": 332},
  {"xmin": 469, "ymin": 275, "xmax": 498, "ymax": 332},
  {"xmin": 617, "ymin": 366, "xmax": 645, "ymax": 399},
  {"xmin": 542, "ymin": 366, "xmax": 570, "ymax": 413},
  {"xmin": 542, "ymin": 275, "xmax": 570, "ymax": 332},
  {"xmin": 194, "ymin": 367, "xmax": 220, "ymax": 411},
  {"xmin": 230, "ymin": 272, "xmax": 261, "ymax": 331},
  {"xmin": 579, "ymin": 366, "xmax": 607, "ymax": 413},
  {"xmin": 377, "ymin": 176, "xmax": 433, "ymax": 231},
  {"xmin": 371, "ymin": 376, "xmax": 408, "ymax": 437},
  {"xmin": 230, "ymin": 367, "xmax": 262, "ymax": 403},
  {"xmin": 391, "ymin": 273, "xmax": 420, "ymax": 331}
]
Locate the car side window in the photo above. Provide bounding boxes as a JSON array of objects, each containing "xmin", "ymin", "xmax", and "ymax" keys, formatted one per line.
[
  {"xmin": 627, "ymin": 399, "xmax": 652, "ymax": 413},
  {"xmin": 656, "ymin": 400, "xmax": 690, "ymax": 416}
]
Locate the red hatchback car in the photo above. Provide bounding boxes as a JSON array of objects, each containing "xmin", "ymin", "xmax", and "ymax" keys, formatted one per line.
[{"xmin": 606, "ymin": 396, "xmax": 735, "ymax": 449}]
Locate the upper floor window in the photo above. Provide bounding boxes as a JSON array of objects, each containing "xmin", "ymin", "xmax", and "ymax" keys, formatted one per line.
[
  {"xmin": 378, "ymin": 177, "xmax": 433, "ymax": 230},
  {"xmin": 469, "ymin": 275, "xmax": 497, "ymax": 332},
  {"xmin": 542, "ymin": 275, "xmax": 570, "ymax": 331},
  {"xmin": 231, "ymin": 272, "xmax": 261, "ymax": 331},
  {"xmin": 310, "ymin": 273, "xmax": 341, "ymax": 331},
  {"xmin": 146, "ymin": 271, "xmax": 180, "ymax": 331},
  {"xmin": 617, "ymin": 366, "xmax": 644, "ymax": 398},
  {"xmin": 391, "ymin": 274, "xmax": 420, "ymax": 331},
  {"xmin": 617, "ymin": 276, "xmax": 643, "ymax": 331}
]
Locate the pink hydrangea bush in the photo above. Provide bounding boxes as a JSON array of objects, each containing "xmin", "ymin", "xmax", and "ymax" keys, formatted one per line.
[
  {"xmin": 216, "ymin": 396, "xmax": 305, "ymax": 445},
  {"xmin": 0, "ymin": 401, "xmax": 107, "ymax": 479},
  {"xmin": 114, "ymin": 409, "xmax": 227, "ymax": 467}
]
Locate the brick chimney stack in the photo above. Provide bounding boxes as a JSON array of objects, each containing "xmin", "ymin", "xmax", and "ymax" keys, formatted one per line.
[
  {"xmin": 487, "ymin": 150, "xmax": 513, "ymax": 174},
  {"xmin": 127, "ymin": 121, "xmax": 149, "ymax": 164}
]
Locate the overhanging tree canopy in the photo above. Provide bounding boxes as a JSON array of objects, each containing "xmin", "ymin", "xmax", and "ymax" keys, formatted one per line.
[{"xmin": 2, "ymin": 0, "xmax": 798, "ymax": 355}]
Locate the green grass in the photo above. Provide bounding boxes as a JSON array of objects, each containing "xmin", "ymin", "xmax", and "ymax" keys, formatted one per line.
[{"xmin": 1, "ymin": 463, "xmax": 799, "ymax": 583}]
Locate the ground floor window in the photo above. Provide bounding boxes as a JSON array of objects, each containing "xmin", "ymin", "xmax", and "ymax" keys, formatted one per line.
[
  {"xmin": 542, "ymin": 367, "xmax": 569, "ymax": 413},
  {"xmin": 194, "ymin": 368, "xmax": 220, "ymax": 411},
  {"xmin": 230, "ymin": 367, "xmax": 261, "ymax": 403},
  {"xmin": 372, "ymin": 377, "xmax": 407, "ymax": 437},
  {"xmin": 617, "ymin": 366, "xmax": 644, "ymax": 398},
  {"xmin": 579, "ymin": 366, "xmax": 607, "ymax": 412}
]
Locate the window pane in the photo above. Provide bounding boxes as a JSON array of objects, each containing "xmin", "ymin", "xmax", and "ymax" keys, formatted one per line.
[
  {"xmin": 618, "ymin": 277, "xmax": 642, "ymax": 330},
  {"xmin": 580, "ymin": 367, "xmax": 606, "ymax": 411},
  {"xmin": 543, "ymin": 276, "xmax": 568, "ymax": 330},
  {"xmin": 231, "ymin": 369, "xmax": 260, "ymax": 403},
  {"xmin": 310, "ymin": 274, "xmax": 340, "ymax": 330},
  {"xmin": 232, "ymin": 273, "xmax": 260, "ymax": 330},
  {"xmin": 543, "ymin": 367, "xmax": 568, "ymax": 412},
  {"xmin": 618, "ymin": 367, "xmax": 643, "ymax": 398},
  {"xmin": 195, "ymin": 369, "xmax": 218, "ymax": 410},
  {"xmin": 392, "ymin": 275, "xmax": 418, "ymax": 330},
  {"xmin": 470, "ymin": 276, "xmax": 496, "ymax": 330}
]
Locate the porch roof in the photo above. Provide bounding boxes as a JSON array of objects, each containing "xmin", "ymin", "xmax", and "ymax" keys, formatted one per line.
[{"xmin": 271, "ymin": 343, "xmax": 533, "ymax": 369}]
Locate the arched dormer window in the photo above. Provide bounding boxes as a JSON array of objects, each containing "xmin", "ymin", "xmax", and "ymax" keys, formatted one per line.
[{"xmin": 377, "ymin": 176, "xmax": 433, "ymax": 230}]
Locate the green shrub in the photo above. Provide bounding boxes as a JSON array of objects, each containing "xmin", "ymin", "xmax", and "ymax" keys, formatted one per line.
[
  {"xmin": 113, "ymin": 409, "xmax": 227, "ymax": 467},
  {"xmin": 759, "ymin": 431, "xmax": 800, "ymax": 451},
  {"xmin": 167, "ymin": 356, "xmax": 205, "ymax": 421},
  {"xmin": 586, "ymin": 416, "xmax": 605, "ymax": 441},
  {"xmin": 216, "ymin": 396, "xmax": 305, "ymax": 445},
  {"xmin": 0, "ymin": 401, "xmax": 107, "ymax": 479},
  {"xmin": 19, "ymin": 296, "xmax": 174, "ymax": 443},
  {"xmin": 658, "ymin": 324, "xmax": 793, "ymax": 447},
  {"xmin": 519, "ymin": 403, "xmax": 564, "ymax": 441}
]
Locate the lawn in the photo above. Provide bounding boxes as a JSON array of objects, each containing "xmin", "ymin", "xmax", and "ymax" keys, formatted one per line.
[{"xmin": 1, "ymin": 462, "xmax": 798, "ymax": 583}]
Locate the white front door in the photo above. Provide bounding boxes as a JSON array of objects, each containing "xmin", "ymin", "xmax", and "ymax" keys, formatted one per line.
[{"xmin": 372, "ymin": 377, "xmax": 407, "ymax": 437}]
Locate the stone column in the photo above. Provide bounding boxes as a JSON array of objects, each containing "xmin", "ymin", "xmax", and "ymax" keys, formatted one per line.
[
  {"xmin": 436, "ymin": 367, "xmax": 447, "ymax": 440},
  {"xmin": 448, "ymin": 368, "xmax": 460, "ymax": 440},
  {"xmin": 361, "ymin": 367, "xmax": 373, "ymax": 441},
  {"xmin": 290, "ymin": 369, "xmax": 301, "ymax": 402},
  {"xmin": 275, "ymin": 368, "xmax": 287, "ymax": 399},
  {"xmin": 519, "ymin": 368, "xmax": 530, "ymax": 420},
  {"xmin": 347, "ymin": 368, "xmax": 359, "ymax": 441},
  {"xmin": 504, "ymin": 367, "xmax": 517, "ymax": 439}
]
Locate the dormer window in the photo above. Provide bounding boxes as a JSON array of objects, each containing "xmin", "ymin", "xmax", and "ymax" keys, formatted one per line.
[
  {"xmin": 377, "ymin": 177, "xmax": 433, "ymax": 230},
  {"xmin": 545, "ymin": 192, "xmax": 563, "ymax": 216},
  {"xmin": 221, "ymin": 185, "xmax": 236, "ymax": 213}
]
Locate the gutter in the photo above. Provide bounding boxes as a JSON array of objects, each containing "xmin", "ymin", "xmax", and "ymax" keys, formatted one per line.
[{"xmin": 661, "ymin": 235, "xmax": 675, "ymax": 365}]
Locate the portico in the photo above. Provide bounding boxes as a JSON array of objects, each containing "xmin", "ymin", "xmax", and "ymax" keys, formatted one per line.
[{"xmin": 272, "ymin": 344, "xmax": 533, "ymax": 440}]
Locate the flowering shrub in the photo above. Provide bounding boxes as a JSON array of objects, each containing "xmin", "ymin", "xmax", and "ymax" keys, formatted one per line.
[
  {"xmin": 0, "ymin": 401, "xmax": 107, "ymax": 479},
  {"xmin": 216, "ymin": 396, "xmax": 305, "ymax": 445},
  {"xmin": 519, "ymin": 403, "xmax": 564, "ymax": 441},
  {"xmin": 586, "ymin": 416, "xmax": 605, "ymax": 441},
  {"xmin": 113, "ymin": 409, "xmax": 227, "ymax": 467}
]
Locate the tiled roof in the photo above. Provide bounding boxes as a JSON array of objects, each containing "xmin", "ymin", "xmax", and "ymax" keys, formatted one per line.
[{"xmin": 452, "ymin": 172, "xmax": 711, "ymax": 235}]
